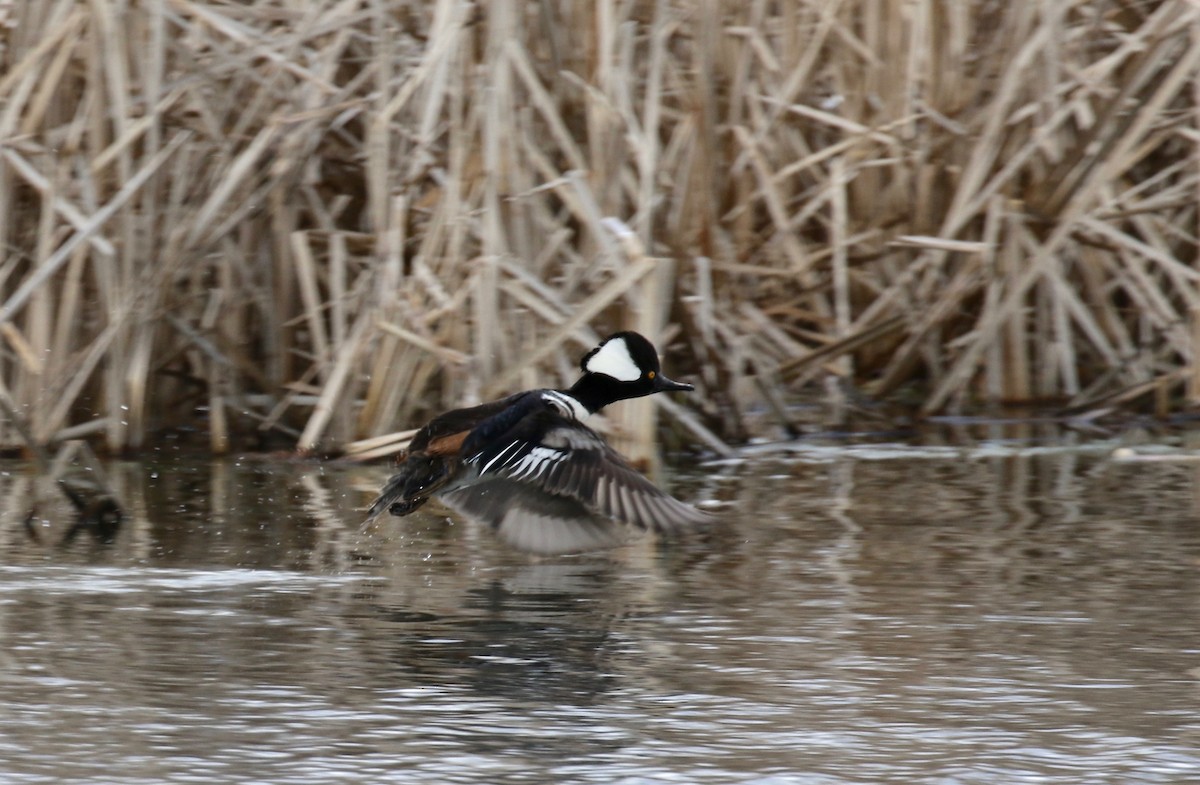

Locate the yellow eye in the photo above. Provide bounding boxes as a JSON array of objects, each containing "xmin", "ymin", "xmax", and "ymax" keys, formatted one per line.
[{"xmin": 648, "ymin": 371, "xmax": 656, "ymax": 379}]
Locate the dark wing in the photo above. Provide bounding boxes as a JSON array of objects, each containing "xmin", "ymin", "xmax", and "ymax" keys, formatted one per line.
[
  {"xmin": 461, "ymin": 412, "xmax": 713, "ymax": 537},
  {"xmin": 439, "ymin": 480, "xmax": 628, "ymax": 554},
  {"xmin": 407, "ymin": 391, "xmax": 530, "ymax": 452}
]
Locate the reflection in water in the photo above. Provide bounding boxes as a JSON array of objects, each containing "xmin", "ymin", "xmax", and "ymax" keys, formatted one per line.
[
  {"xmin": 0, "ymin": 440, "xmax": 1198, "ymax": 784},
  {"xmin": 353, "ymin": 565, "xmax": 625, "ymax": 706}
]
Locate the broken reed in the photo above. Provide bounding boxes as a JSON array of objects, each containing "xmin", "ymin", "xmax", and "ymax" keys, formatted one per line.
[{"xmin": 0, "ymin": 0, "xmax": 1198, "ymax": 457}]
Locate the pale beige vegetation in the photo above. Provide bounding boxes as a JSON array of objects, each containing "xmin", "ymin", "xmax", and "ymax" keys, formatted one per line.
[{"xmin": 0, "ymin": 0, "xmax": 1198, "ymax": 458}]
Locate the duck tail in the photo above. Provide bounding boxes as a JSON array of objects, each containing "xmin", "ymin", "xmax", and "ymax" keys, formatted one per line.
[{"xmin": 363, "ymin": 454, "xmax": 449, "ymax": 523}]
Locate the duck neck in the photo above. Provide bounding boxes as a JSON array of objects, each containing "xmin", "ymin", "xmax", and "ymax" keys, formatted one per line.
[{"xmin": 565, "ymin": 373, "xmax": 628, "ymax": 415}]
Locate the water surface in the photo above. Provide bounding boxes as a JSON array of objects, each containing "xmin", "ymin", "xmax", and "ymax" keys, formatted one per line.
[{"xmin": 1, "ymin": 435, "xmax": 1198, "ymax": 783}]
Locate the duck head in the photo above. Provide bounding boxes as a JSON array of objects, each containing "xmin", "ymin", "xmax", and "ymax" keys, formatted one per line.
[{"xmin": 567, "ymin": 331, "xmax": 693, "ymax": 413}]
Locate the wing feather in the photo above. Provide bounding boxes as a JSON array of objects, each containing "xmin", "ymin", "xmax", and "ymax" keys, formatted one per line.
[
  {"xmin": 464, "ymin": 415, "xmax": 712, "ymax": 537},
  {"xmin": 439, "ymin": 479, "xmax": 625, "ymax": 555}
]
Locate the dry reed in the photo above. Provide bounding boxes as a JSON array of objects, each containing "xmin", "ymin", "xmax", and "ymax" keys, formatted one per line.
[{"xmin": 1, "ymin": 0, "xmax": 1199, "ymax": 457}]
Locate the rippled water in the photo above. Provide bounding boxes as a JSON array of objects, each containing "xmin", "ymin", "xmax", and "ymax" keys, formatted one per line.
[{"xmin": 2, "ymin": 434, "xmax": 1199, "ymax": 784}]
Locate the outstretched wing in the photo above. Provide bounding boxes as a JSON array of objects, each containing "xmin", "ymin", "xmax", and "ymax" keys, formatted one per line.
[
  {"xmin": 461, "ymin": 413, "xmax": 713, "ymax": 537},
  {"xmin": 438, "ymin": 479, "xmax": 628, "ymax": 554}
]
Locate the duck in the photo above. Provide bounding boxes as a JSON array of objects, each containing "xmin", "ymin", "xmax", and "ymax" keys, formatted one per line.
[{"xmin": 364, "ymin": 331, "xmax": 712, "ymax": 554}]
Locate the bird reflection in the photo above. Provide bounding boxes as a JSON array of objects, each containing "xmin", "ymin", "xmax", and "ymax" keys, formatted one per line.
[
  {"xmin": 58, "ymin": 495, "xmax": 123, "ymax": 545},
  {"xmin": 23, "ymin": 481, "xmax": 123, "ymax": 547},
  {"xmin": 352, "ymin": 562, "xmax": 628, "ymax": 709}
]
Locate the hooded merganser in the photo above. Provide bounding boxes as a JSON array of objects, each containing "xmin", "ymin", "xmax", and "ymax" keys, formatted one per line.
[{"xmin": 364, "ymin": 331, "xmax": 711, "ymax": 554}]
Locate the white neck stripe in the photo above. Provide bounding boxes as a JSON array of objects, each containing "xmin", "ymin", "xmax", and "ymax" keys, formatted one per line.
[{"xmin": 542, "ymin": 391, "xmax": 590, "ymax": 421}]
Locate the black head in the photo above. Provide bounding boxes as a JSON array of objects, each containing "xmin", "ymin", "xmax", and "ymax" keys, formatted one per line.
[{"xmin": 569, "ymin": 332, "xmax": 693, "ymax": 412}]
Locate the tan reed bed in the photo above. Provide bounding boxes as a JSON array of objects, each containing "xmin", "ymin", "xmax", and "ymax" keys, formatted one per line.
[{"xmin": 0, "ymin": 0, "xmax": 1198, "ymax": 459}]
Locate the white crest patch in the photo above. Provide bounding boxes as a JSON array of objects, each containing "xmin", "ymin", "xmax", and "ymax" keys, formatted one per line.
[{"xmin": 584, "ymin": 337, "xmax": 641, "ymax": 382}]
